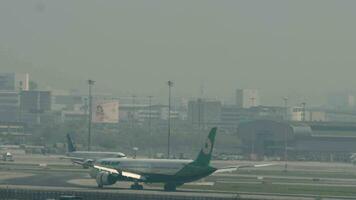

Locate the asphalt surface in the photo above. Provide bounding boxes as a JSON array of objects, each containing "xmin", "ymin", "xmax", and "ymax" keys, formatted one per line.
[
  {"xmin": 1, "ymin": 155, "xmax": 356, "ymax": 200},
  {"xmin": 0, "ymin": 171, "xmax": 86, "ymax": 188}
]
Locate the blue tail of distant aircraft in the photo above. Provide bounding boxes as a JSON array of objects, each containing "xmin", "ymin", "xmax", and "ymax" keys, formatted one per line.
[{"xmin": 66, "ymin": 133, "xmax": 76, "ymax": 152}]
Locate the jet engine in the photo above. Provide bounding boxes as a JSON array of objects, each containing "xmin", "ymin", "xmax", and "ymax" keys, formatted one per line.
[
  {"xmin": 96, "ymin": 171, "xmax": 117, "ymax": 186},
  {"xmin": 89, "ymin": 168, "xmax": 98, "ymax": 178}
]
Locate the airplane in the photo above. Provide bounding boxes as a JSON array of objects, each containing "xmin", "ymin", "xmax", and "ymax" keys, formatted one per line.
[
  {"xmin": 2, "ymin": 152, "xmax": 14, "ymax": 161},
  {"xmin": 91, "ymin": 127, "xmax": 273, "ymax": 191},
  {"xmin": 63, "ymin": 134, "xmax": 126, "ymax": 168}
]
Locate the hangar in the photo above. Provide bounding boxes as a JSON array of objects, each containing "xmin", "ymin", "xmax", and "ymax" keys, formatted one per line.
[{"xmin": 237, "ymin": 120, "xmax": 356, "ymax": 161}]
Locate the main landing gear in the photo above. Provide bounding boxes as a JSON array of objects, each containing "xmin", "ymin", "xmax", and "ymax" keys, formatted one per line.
[
  {"xmin": 130, "ymin": 182, "xmax": 143, "ymax": 190},
  {"xmin": 164, "ymin": 183, "xmax": 176, "ymax": 191}
]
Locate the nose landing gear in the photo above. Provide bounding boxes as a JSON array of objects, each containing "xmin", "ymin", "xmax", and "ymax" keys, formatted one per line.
[{"xmin": 130, "ymin": 182, "xmax": 143, "ymax": 190}]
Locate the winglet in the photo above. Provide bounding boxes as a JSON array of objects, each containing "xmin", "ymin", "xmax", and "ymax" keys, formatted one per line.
[{"xmin": 192, "ymin": 127, "xmax": 217, "ymax": 166}]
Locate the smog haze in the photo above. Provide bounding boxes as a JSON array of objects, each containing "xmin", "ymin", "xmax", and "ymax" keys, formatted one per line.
[{"xmin": 1, "ymin": 0, "xmax": 356, "ymax": 105}]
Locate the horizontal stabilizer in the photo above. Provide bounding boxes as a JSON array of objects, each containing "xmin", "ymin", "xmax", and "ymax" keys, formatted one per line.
[{"xmin": 214, "ymin": 163, "xmax": 275, "ymax": 174}]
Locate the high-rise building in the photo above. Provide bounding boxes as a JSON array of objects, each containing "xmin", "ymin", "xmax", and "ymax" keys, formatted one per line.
[
  {"xmin": 20, "ymin": 91, "xmax": 52, "ymax": 125},
  {"xmin": 0, "ymin": 91, "xmax": 19, "ymax": 122},
  {"xmin": 0, "ymin": 73, "xmax": 29, "ymax": 122},
  {"xmin": 236, "ymin": 89, "xmax": 260, "ymax": 108},
  {"xmin": 0, "ymin": 73, "xmax": 29, "ymax": 91}
]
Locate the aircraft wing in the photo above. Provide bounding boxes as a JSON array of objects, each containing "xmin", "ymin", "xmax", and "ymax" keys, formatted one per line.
[
  {"xmin": 93, "ymin": 164, "xmax": 145, "ymax": 181},
  {"xmin": 60, "ymin": 156, "xmax": 84, "ymax": 162},
  {"xmin": 214, "ymin": 163, "xmax": 275, "ymax": 174},
  {"xmin": 60, "ymin": 156, "xmax": 85, "ymax": 162},
  {"xmin": 60, "ymin": 156, "xmax": 94, "ymax": 166}
]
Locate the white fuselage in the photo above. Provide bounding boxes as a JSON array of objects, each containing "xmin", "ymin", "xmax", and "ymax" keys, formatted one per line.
[
  {"xmin": 67, "ymin": 151, "xmax": 126, "ymax": 160},
  {"xmin": 97, "ymin": 158, "xmax": 193, "ymax": 175}
]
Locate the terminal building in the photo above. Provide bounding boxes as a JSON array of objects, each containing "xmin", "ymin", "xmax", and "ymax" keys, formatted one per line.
[{"xmin": 237, "ymin": 120, "xmax": 356, "ymax": 161}]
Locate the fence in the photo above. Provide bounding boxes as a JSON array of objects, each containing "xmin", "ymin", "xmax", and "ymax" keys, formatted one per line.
[{"xmin": 0, "ymin": 187, "xmax": 238, "ymax": 200}]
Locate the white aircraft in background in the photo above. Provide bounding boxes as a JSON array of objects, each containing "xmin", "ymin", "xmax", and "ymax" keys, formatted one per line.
[
  {"xmin": 2, "ymin": 152, "xmax": 14, "ymax": 161},
  {"xmin": 62, "ymin": 134, "xmax": 126, "ymax": 168}
]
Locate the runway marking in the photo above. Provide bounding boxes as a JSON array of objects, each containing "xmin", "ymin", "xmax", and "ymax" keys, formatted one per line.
[
  {"xmin": 0, "ymin": 172, "xmax": 34, "ymax": 180},
  {"xmin": 216, "ymin": 180, "xmax": 356, "ymax": 187},
  {"xmin": 185, "ymin": 182, "xmax": 215, "ymax": 186},
  {"xmin": 67, "ymin": 179, "xmax": 96, "ymax": 187},
  {"xmin": 68, "ymin": 178, "xmax": 215, "ymax": 188}
]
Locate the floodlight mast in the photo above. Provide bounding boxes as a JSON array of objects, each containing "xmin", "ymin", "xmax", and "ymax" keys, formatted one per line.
[
  {"xmin": 87, "ymin": 79, "xmax": 95, "ymax": 151},
  {"xmin": 167, "ymin": 81, "xmax": 174, "ymax": 158}
]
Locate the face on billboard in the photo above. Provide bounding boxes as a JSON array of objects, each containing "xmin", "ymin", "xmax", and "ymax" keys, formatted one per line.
[{"xmin": 92, "ymin": 100, "xmax": 119, "ymax": 123}]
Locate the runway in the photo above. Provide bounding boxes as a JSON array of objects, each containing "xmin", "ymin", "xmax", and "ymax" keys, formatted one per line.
[{"xmin": 1, "ymin": 155, "xmax": 356, "ymax": 199}]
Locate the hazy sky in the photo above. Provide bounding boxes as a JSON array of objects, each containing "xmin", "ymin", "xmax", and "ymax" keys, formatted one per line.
[{"xmin": 1, "ymin": 0, "xmax": 356, "ymax": 105}]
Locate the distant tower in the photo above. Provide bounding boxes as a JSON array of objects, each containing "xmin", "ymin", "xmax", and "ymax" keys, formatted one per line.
[{"xmin": 236, "ymin": 89, "xmax": 260, "ymax": 108}]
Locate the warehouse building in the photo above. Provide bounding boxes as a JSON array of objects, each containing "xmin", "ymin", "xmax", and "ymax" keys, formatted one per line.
[{"xmin": 237, "ymin": 120, "xmax": 356, "ymax": 161}]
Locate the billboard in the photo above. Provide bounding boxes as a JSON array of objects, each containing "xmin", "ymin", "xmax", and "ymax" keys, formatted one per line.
[{"xmin": 92, "ymin": 100, "xmax": 119, "ymax": 123}]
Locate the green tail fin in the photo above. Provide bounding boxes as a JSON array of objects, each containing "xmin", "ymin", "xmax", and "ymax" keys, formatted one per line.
[{"xmin": 193, "ymin": 127, "xmax": 217, "ymax": 166}]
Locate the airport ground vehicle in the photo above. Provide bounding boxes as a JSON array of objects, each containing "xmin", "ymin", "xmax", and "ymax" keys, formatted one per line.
[{"xmin": 2, "ymin": 152, "xmax": 13, "ymax": 161}]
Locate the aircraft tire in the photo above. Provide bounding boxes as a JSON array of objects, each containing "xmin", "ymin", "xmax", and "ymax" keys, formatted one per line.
[
  {"xmin": 130, "ymin": 183, "xmax": 143, "ymax": 190},
  {"xmin": 164, "ymin": 183, "xmax": 176, "ymax": 192}
]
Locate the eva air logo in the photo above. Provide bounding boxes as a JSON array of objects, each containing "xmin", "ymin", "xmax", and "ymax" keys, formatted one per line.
[{"xmin": 202, "ymin": 138, "xmax": 212, "ymax": 155}]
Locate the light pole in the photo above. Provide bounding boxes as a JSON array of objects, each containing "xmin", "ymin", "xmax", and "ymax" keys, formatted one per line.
[
  {"xmin": 133, "ymin": 147, "xmax": 139, "ymax": 159},
  {"xmin": 283, "ymin": 97, "xmax": 288, "ymax": 172},
  {"xmin": 131, "ymin": 95, "xmax": 137, "ymax": 129},
  {"xmin": 283, "ymin": 97, "xmax": 288, "ymax": 121},
  {"xmin": 301, "ymin": 102, "xmax": 306, "ymax": 121},
  {"xmin": 18, "ymin": 81, "xmax": 23, "ymax": 123},
  {"xmin": 197, "ymin": 98, "xmax": 201, "ymax": 129},
  {"xmin": 148, "ymin": 96, "xmax": 153, "ymax": 137},
  {"xmin": 148, "ymin": 95, "xmax": 153, "ymax": 158},
  {"xmin": 167, "ymin": 81, "xmax": 173, "ymax": 158},
  {"xmin": 87, "ymin": 79, "xmax": 95, "ymax": 151}
]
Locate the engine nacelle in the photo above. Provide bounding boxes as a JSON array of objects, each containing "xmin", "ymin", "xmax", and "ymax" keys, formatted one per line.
[
  {"xmin": 96, "ymin": 171, "xmax": 117, "ymax": 186},
  {"xmin": 89, "ymin": 168, "xmax": 98, "ymax": 178}
]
